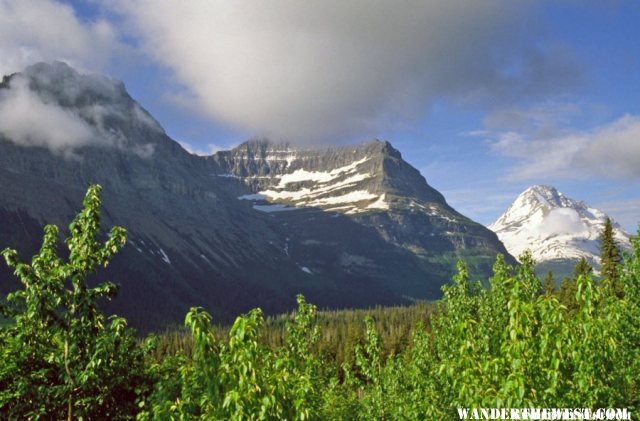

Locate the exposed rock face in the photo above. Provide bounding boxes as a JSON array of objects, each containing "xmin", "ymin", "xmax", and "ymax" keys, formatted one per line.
[
  {"xmin": 0, "ymin": 62, "xmax": 513, "ymax": 330},
  {"xmin": 209, "ymin": 139, "xmax": 514, "ymax": 283},
  {"xmin": 209, "ymin": 139, "xmax": 445, "ymax": 211},
  {"xmin": 489, "ymin": 185, "xmax": 631, "ymax": 277},
  {"xmin": 0, "ymin": 63, "xmax": 303, "ymax": 329}
]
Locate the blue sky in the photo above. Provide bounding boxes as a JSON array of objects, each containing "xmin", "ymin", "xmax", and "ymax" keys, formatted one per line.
[{"xmin": 1, "ymin": 0, "xmax": 638, "ymax": 231}]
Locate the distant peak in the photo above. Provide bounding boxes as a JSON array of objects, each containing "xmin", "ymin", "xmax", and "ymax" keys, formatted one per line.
[
  {"xmin": 24, "ymin": 60, "xmax": 78, "ymax": 78},
  {"xmin": 521, "ymin": 185, "xmax": 563, "ymax": 199},
  {"xmin": 1, "ymin": 61, "xmax": 165, "ymax": 142},
  {"xmin": 490, "ymin": 184, "xmax": 632, "ymax": 266},
  {"xmin": 525, "ymin": 184, "xmax": 558, "ymax": 194},
  {"xmin": 11, "ymin": 61, "xmax": 129, "ymax": 108},
  {"xmin": 24, "ymin": 61, "xmax": 122, "ymax": 87},
  {"xmin": 516, "ymin": 185, "xmax": 571, "ymax": 208}
]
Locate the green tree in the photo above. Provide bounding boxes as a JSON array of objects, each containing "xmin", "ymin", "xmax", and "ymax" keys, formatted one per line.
[
  {"xmin": 3, "ymin": 184, "xmax": 639, "ymax": 418},
  {"xmin": 573, "ymin": 257, "xmax": 593, "ymax": 281},
  {"xmin": 558, "ymin": 277, "xmax": 576, "ymax": 312},
  {"xmin": 0, "ymin": 185, "xmax": 148, "ymax": 419},
  {"xmin": 542, "ymin": 271, "xmax": 555, "ymax": 295},
  {"xmin": 600, "ymin": 218, "xmax": 623, "ymax": 296},
  {"xmin": 140, "ymin": 296, "xmax": 324, "ymax": 420},
  {"xmin": 618, "ymin": 229, "xmax": 640, "ymax": 409},
  {"xmin": 557, "ymin": 256, "xmax": 593, "ymax": 314}
]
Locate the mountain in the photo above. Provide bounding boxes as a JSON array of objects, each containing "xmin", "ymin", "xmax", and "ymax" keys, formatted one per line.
[
  {"xmin": 489, "ymin": 185, "xmax": 632, "ymax": 277},
  {"xmin": 207, "ymin": 139, "xmax": 515, "ymax": 274},
  {"xmin": 0, "ymin": 62, "xmax": 513, "ymax": 330}
]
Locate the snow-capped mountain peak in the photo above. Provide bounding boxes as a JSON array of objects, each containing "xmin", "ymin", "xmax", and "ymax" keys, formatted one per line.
[{"xmin": 489, "ymin": 185, "xmax": 631, "ymax": 266}]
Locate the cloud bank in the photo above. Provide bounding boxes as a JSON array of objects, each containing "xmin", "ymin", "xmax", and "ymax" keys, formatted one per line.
[
  {"xmin": 113, "ymin": 0, "xmax": 576, "ymax": 142},
  {"xmin": 0, "ymin": 63, "xmax": 159, "ymax": 157},
  {"xmin": 0, "ymin": 0, "xmax": 118, "ymax": 76},
  {"xmin": 485, "ymin": 106, "xmax": 640, "ymax": 180},
  {"xmin": 0, "ymin": 76, "xmax": 94, "ymax": 151}
]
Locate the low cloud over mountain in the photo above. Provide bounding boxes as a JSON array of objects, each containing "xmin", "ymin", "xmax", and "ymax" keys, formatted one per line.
[{"xmin": 0, "ymin": 62, "xmax": 160, "ymax": 157}]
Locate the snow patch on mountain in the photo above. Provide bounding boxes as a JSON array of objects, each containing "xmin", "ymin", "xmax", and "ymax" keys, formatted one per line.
[
  {"xmin": 367, "ymin": 194, "xmax": 390, "ymax": 210},
  {"xmin": 275, "ymin": 157, "xmax": 369, "ymax": 186},
  {"xmin": 260, "ymin": 173, "xmax": 371, "ymax": 202},
  {"xmin": 223, "ymin": 140, "xmax": 486, "ymax": 224},
  {"xmin": 159, "ymin": 248, "xmax": 171, "ymax": 265},
  {"xmin": 234, "ymin": 154, "xmax": 390, "ymax": 214},
  {"xmin": 489, "ymin": 185, "xmax": 631, "ymax": 264}
]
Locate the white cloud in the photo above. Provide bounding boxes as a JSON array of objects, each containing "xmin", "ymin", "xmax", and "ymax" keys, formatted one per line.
[
  {"xmin": 0, "ymin": 0, "xmax": 119, "ymax": 76},
  {"xmin": 484, "ymin": 102, "xmax": 581, "ymax": 135},
  {"xmin": 111, "ymin": 0, "xmax": 575, "ymax": 143},
  {"xmin": 178, "ymin": 141, "xmax": 231, "ymax": 156},
  {"xmin": 0, "ymin": 76, "xmax": 95, "ymax": 151},
  {"xmin": 593, "ymin": 199, "xmax": 640, "ymax": 233},
  {"xmin": 578, "ymin": 115, "xmax": 640, "ymax": 178},
  {"xmin": 490, "ymin": 131, "xmax": 586, "ymax": 180},
  {"xmin": 482, "ymin": 105, "xmax": 640, "ymax": 180},
  {"xmin": 539, "ymin": 208, "xmax": 586, "ymax": 236},
  {"xmin": 0, "ymin": 65, "xmax": 158, "ymax": 157}
]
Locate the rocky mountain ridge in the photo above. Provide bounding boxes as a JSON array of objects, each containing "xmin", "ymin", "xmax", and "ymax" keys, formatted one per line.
[
  {"xmin": 0, "ymin": 62, "xmax": 513, "ymax": 330},
  {"xmin": 207, "ymin": 139, "xmax": 515, "ymax": 274}
]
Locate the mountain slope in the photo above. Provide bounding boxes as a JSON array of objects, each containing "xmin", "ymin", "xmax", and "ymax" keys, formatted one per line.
[
  {"xmin": 489, "ymin": 185, "xmax": 631, "ymax": 276},
  {"xmin": 0, "ymin": 62, "xmax": 317, "ymax": 328},
  {"xmin": 0, "ymin": 62, "xmax": 513, "ymax": 330},
  {"xmin": 208, "ymin": 139, "xmax": 515, "ymax": 285}
]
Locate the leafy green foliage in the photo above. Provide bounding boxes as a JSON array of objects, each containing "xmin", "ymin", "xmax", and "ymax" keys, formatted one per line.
[
  {"xmin": 313, "ymin": 247, "xmax": 639, "ymax": 419},
  {"xmin": 139, "ymin": 296, "xmax": 325, "ymax": 420},
  {"xmin": 0, "ymin": 185, "xmax": 148, "ymax": 419},
  {"xmin": 2, "ymin": 185, "xmax": 639, "ymax": 419}
]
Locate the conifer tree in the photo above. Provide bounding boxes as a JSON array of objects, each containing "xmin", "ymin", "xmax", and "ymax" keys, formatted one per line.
[
  {"xmin": 573, "ymin": 257, "xmax": 593, "ymax": 281},
  {"xmin": 558, "ymin": 258, "xmax": 592, "ymax": 312},
  {"xmin": 600, "ymin": 218, "xmax": 623, "ymax": 297},
  {"xmin": 542, "ymin": 271, "xmax": 555, "ymax": 295},
  {"xmin": 559, "ymin": 276, "xmax": 578, "ymax": 312}
]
